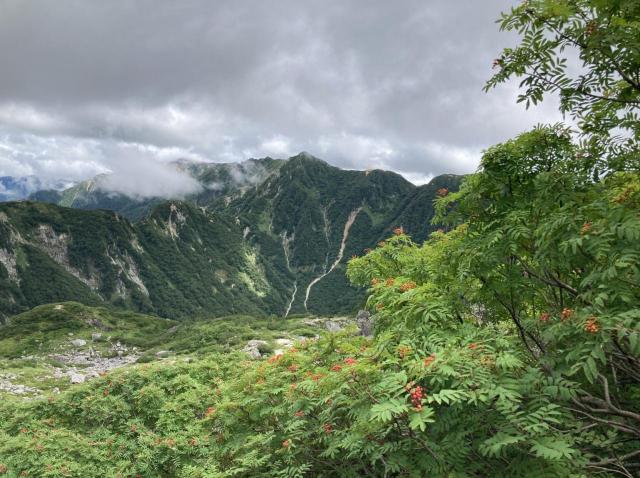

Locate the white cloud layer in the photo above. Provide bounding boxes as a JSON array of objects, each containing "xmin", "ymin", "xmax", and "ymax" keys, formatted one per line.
[{"xmin": 0, "ymin": 0, "xmax": 563, "ymax": 189}]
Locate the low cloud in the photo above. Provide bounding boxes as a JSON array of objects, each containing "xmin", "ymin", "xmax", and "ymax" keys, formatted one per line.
[{"xmin": 95, "ymin": 145, "xmax": 203, "ymax": 199}]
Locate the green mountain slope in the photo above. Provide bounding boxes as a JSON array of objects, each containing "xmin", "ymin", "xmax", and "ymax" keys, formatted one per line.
[
  {"xmin": 0, "ymin": 201, "xmax": 291, "ymax": 321},
  {"xmin": 4, "ymin": 155, "xmax": 462, "ymax": 319}
]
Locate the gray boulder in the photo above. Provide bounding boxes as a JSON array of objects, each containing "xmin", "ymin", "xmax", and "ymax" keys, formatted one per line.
[
  {"xmin": 68, "ymin": 371, "xmax": 86, "ymax": 384},
  {"xmin": 70, "ymin": 339, "xmax": 87, "ymax": 347},
  {"xmin": 324, "ymin": 320, "xmax": 342, "ymax": 332},
  {"xmin": 243, "ymin": 340, "xmax": 267, "ymax": 360},
  {"xmin": 356, "ymin": 310, "xmax": 374, "ymax": 337}
]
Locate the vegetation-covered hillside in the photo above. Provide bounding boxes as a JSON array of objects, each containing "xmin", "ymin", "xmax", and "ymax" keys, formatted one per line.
[
  {"xmin": 0, "ymin": 200, "xmax": 291, "ymax": 321},
  {"xmin": 0, "ymin": 0, "xmax": 638, "ymax": 476},
  {"xmin": 2, "ymin": 157, "xmax": 461, "ymax": 320}
]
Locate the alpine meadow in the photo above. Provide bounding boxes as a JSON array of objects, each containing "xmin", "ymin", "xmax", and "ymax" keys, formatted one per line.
[{"xmin": 0, "ymin": 0, "xmax": 639, "ymax": 477}]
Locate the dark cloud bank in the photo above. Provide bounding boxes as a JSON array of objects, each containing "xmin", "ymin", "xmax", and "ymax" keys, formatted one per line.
[{"xmin": 0, "ymin": 0, "xmax": 561, "ymax": 195}]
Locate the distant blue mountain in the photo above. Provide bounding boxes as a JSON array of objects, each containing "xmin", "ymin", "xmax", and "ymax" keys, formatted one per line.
[{"xmin": 0, "ymin": 176, "xmax": 72, "ymax": 201}]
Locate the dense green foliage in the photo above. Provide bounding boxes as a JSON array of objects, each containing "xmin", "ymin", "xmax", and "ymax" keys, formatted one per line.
[
  {"xmin": 0, "ymin": 1, "xmax": 637, "ymax": 476},
  {"xmin": 486, "ymin": 0, "xmax": 640, "ymax": 172}
]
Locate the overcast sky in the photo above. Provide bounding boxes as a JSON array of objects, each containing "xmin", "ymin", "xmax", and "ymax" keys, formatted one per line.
[{"xmin": 0, "ymin": 0, "xmax": 562, "ymax": 191}]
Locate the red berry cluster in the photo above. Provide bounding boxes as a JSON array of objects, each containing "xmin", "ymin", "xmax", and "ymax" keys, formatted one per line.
[
  {"xmin": 540, "ymin": 312, "xmax": 550, "ymax": 323},
  {"xmin": 405, "ymin": 383, "xmax": 424, "ymax": 411},
  {"xmin": 581, "ymin": 222, "xmax": 593, "ymax": 235},
  {"xmin": 393, "ymin": 226, "xmax": 405, "ymax": 236},
  {"xmin": 330, "ymin": 364, "xmax": 342, "ymax": 372},
  {"xmin": 436, "ymin": 188, "xmax": 449, "ymax": 197},
  {"xmin": 344, "ymin": 357, "xmax": 357, "ymax": 366},
  {"xmin": 323, "ymin": 423, "xmax": 333, "ymax": 434}
]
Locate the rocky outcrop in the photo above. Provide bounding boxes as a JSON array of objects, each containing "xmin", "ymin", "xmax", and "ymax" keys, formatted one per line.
[
  {"xmin": 356, "ymin": 310, "xmax": 374, "ymax": 336},
  {"xmin": 243, "ymin": 340, "xmax": 268, "ymax": 359}
]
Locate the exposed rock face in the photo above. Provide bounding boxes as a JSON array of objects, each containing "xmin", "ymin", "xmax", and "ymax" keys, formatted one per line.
[
  {"xmin": 243, "ymin": 340, "xmax": 267, "ymax": 360},
  {"xmin": 70, "ymin": 339, "xmax": 87, "ymax": 347},
  {"xmin": 356, "ymin": 310, "xmax": 374, "ymax": 337},
  {"xmin": 0, "ymin": 373, "xmax": 39, "ymax": 395},
  {"xmin": 324, "ymin": 320, "xmax": 343, "ymax": 332},
  {"xmin": 35, "ymin": 224, "xmax": 99, "ymax": 289},
  {"xmin": 91, "ymin": 333, "xmax": 102, "ymax": 341},
  {"xmin": 0, "ymin": 249, "xmax": 19, "ymax": 282},
  {"xmin": 67, "ymin": 371, "xmax": 86, "ymax": 384},
  {"xmin": 275, "ymin": 338, "xmax": 294, "ymax": 348}
]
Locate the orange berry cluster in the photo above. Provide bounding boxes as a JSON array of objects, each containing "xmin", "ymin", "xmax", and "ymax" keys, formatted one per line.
[
  {"xmin": 371, "ymin": 278, "xmax": 380, "ymax": 286},
  {"xmin": 436, "ymin": 188, "xmax": 449, "ymax": 197},
  {"xmin": 585, "ymin": 317, "xmax": 599, "ymax": 334},
  {"xmin": 423, "ymin": 353, "xmax": 436, "ymax": 367},
  {"xmin": 561, "ymin": 308, "xmax": 573, "ymax": 321},
  {"xmin": 580, "ymin": 222, "xmax": 592, "ymax": 235},
  {"xmin": 540, "ymin": 312, "xmax": 550, "ymax": 322},
  {"xmin": 399, "ymin": 281, "xmax": 417, "ymax": 292},
  {"xmin": 398, "ymin": 346, "xmax": 411, "ymax": 360},
  {"xmin": 267, "ymin": 354, "xmax": 283, "ymax": 364},
  {"xmin": 393, "ymin": 226, "xmax": 405, "ymax": 236},
  {"xmin": 323, "ymin": 423, "xmax": 333, "ymax": 434},
  {"xmin": 385, "ymin": 278, "xmax": 395, "ymax": 287},
  {"xmin": 330, "ymin": 364, "xmax": 342, "ymax": 372}
]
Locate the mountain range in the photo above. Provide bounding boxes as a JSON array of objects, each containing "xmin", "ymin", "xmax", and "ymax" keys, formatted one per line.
[{"xmin": 0, "ymin": 153, "xmax": 461, "ymax": 321}]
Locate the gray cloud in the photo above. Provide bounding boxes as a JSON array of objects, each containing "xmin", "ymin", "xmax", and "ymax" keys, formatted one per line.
[{"xmin": 0, "ymin": 0, "xmax": 562, "ymax": 187}]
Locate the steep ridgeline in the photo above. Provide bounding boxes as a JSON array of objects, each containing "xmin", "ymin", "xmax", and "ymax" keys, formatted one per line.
[
  {"xmin": 223, "ymin": 154, "xmax": 456, "ymax": 316},
  {"xmin": 3, "ymin": 154, "xmax": 462, "ymax": 319},
  {"xmin": 29, "ymin": 158, "xmax": 285, "ymax": 221},
  {"xmin": 0, "ymin": 201, "xmax": 291, "ymax": 322}
]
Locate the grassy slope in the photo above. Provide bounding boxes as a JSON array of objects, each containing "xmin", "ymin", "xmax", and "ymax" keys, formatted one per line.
[{"xmin": 0, "ymin": 302, "xmax": 344, "ymax": 399}]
